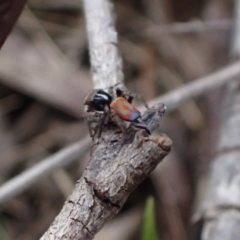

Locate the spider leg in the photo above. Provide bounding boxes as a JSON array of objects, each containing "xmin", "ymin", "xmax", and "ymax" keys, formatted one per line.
[
  {"xmin": 97, "ymin": 106, "xmax": 109, "ymax": 140},
  {"xmin": 84, "ymin": 112, "xmax": 101, "ymax": 141},
  {"xmin": 115, "ymin": 87, "xmax": 149, "ymax": 109},
  {"xmin": 133, "ymin": 122, "xmax": 151, "ymax": 135},
  {"xmin": 127, "ymin": 96, "xmax": 133, "ymax": 104},
  {"xmin": 87, "ymin": 120, "xmax": 94, "ymax": 140},
  {"xmin": 140, "ymin": 96, "xmax": 149, "ymax": 109},
  {"xmin": 131, "ymin": 93, "xmax": 149, "ymax": 109}
]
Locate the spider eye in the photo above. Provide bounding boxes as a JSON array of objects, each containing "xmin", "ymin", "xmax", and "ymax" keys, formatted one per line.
[{"xmin": 96, "ymin": 89, "xmax": 112, "ymax": 101}]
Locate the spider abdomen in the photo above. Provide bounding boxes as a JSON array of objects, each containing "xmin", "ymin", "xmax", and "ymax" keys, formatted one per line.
[{"xmin": 110, "ymin": 97, "xmax": 140, "ymax": 122}]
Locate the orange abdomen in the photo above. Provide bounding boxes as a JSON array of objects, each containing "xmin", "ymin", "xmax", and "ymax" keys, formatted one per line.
[{"xmin": 110, "ymin": 97, "xmax": 140, "ymax": 121}]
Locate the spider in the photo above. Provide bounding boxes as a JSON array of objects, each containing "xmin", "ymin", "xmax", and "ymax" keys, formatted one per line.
[{"xmin": 84, "ymin": 86, "xmax": 150, "ymax": 142}]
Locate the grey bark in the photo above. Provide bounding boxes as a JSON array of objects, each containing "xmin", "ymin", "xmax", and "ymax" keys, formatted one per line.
[
  {"xmin": 200, "ymin": 81, "xmax": 240, "ymax": 240},
  {"xmin": 148, "ymin": 60, "xmax": 240, "ymax": 112},
  {"xmin": 1, "ymin": 57, "xmax": 239, "ymax": 204},
  {"xmin": 199, "ymin": 1, "xmax": 240, "ymax": 239},
  {"xmin": 83, "ymin": 0, "xmax": 124, "ymax": 89},
  {"xmin": 40, "ymin": 103, "xmax": 171, "ymax": 240},
  {"xmin": 0, "ymin": 137, "xmax": 91, "ymax": 204},
  {"xmin": 40, "ymin": 0, "xmax": 171, "ymax": 239},
  {"xmin": 1, "ymin": 58, "xmax": 239, "ymax": 204}
]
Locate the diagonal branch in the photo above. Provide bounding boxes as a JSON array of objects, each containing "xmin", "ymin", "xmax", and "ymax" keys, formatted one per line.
[
  {"xmin": 197, "ymin": 0, "xmax": 240, "ymax": 239},
  {"xmin": 147, "ymin": 60, "xmax": 240, "ymax": 112},
  {"xmin": 41, "ymin": 103, "xmax": 171, "ymax": 240},
  {"xmin": 40, "ymin": 0, "xmax": 171, "ymax": 239},
  {"xmin": 83, "ymin": 0, "xmax": 124, "ymax": 89},
  {"xmin": 0, "ymin": 137, "xmax": 91, "ymax": 204},
  {"xmin": 0, "ymin": 57, "xmax": 240, "ymax": 204}
]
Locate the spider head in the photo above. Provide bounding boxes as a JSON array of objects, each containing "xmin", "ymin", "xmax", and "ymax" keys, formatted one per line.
[{"xmin": 84, "ymin": 89, "xmax": 113, "ymax": 113}]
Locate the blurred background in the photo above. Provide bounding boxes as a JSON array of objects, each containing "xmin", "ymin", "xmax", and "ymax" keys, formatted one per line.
[{"xmin": 0, "ymin": 0, "xmax": 234, "ymax": 239}]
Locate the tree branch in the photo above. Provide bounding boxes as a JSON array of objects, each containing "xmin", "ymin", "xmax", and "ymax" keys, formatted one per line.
[
  {"xmin": 198, "ymin": 1, "xmax": 240, "ymax": 239},
  {"xmin": 40, "ymin": 0, "xmax": 171, "ymax": 239},
  {"xmin": 40, "ymin": 103, "xmax": 171, "ymax": 240},
  {"xmin": 0, "ymin": 137, "xmax": 91, "ymax": 203},
  {"xmin": 83, "ymin": 0, "xmax": 124, "ymax": 89},
  {"xmin": 0, "ymin": 58, "xmax": 240, "ymax": 204},
  {"xmin": 146, "ymin": 19, "xmax": 231, "ymax": 35},
  {"xmin": 147, "ymin": 60, "xmax": 240, "ymax": 112}
]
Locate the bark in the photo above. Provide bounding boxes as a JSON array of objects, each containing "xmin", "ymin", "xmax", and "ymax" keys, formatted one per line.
[
  {"xmin": 147, "ymin": 60, "xmax": 240, "ymax": 112},
  {"xmin": 0, "ymin": 138, "xmax": 91, "ymax": 203},
  {"xmin": 41, "ymin": 103, "xmax": 171, "ymax": 239},
  {"xmin": 200, "ymin": 81, "xmax": 240, "ymax": 240},
  {"xmin": 199, "ymin": 1, "xmax": 240, "ymax": 239},
  {"xmin": 40, "ymin": 0, "xmax": 171, "ymax": 239},
  {"xmin": 83, "ymin": 0, "xmax": 124, "ymax": 89}
]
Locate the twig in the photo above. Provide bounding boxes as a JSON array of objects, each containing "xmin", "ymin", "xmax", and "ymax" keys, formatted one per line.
[
  {"xmin": 28, "ymin": 0, "xmax": 81, "ymax": 10},
  {"xmin": 146, "ymin": 19, "xmax": 232, "ymax": 36},
  {"xmin": 83, "ymin": 0, "xmax": 124, "ymax": 89},
  {"xmin": 0, "ymin": 9, "xmax": 91, "ymax": 118},
  {"xmin": 199, "ymin": 80, "xmax": 240, "ymax": 240},
  {"xmin": 0, "ymin": 137, "xmax": 91, "ymax": 204},
  {"xmin": 0, "ymin": 58, "xmax": 238, "ymax": 204},
  {"xmin": 40, "ymin": 103, "xmax": 171, "ymax": 240},
  {"xmin": 0, "ymin": 122, "xmax": 83, "ymax": 178},
  {"xmin": 198, "ymin": 0, "xmax": 240, "ymax": 239},
  {"xmin": 0, "ymin": 59, "xmax": 239, "ymax": 204},
  {"xmin": 40, "ymin": 0, "xmax": 171, "ymax": 239},
  {"xmin": 146, "ymin": 60, "xmax": 240, "ymax": 112}
]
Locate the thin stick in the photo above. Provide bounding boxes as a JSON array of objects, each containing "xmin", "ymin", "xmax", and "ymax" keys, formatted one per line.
[
  {"xmin": 40, "ymin": 0, "xmax": 171, "ymax": 239},
  {"xmin": 145, "ymin": 60, "xmax": 240, "ymax": 112},
  {"xmin": 0, "ymin": 60, "xmax": 239, "ymax": 204},
  {"xmin": 199, "ymin": 0, "xmax": 240, "ymax": 239},
  {"xmin": 146, "ymin": 19, "xmax": 232, "ymax": 36},
  {"xmin": 83, "ymin": 0, "xmax": 124, "ymax": 89},
  {"xmin": 40, "ymin": 103, "xmax": 171, "ymax": 240},
  {"xmin": 0, "ymin": 137, "xmax": 91, "ymax": 204}
]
